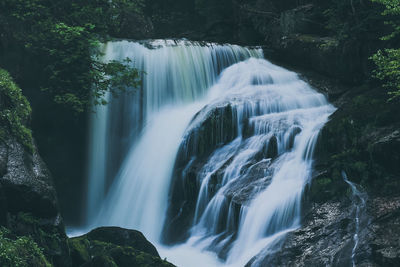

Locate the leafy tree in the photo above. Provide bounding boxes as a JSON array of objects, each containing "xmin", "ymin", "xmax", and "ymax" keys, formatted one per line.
[
  {"xmin": 0, "ymin": 0, "xmax": 143, "ymax": 113},
  {"xmin": 371, "ymin": 0, "xmax": 400, "ymax": 100},
  {"xmin": 0, "ymin": 68, "xmax": 33, "ymax": 151}
]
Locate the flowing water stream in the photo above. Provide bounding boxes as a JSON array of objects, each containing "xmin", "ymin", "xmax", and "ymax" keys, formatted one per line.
[
  {"xmin": 342, "ymin": 171, "xmax": 368, "ymax": 267},
  {"xmin": 82, "ymin": 40, "xmax": 336, "ymax": 266}
]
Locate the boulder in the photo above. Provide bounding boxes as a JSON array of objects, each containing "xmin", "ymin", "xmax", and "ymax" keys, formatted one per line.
[
  {"xmin": 0, "ymin": 139, "xmax": 58, "ymax": 218},
  {"xmin": 85, "ymin": 227, "xmax": 160, "ymax": 257},
  {"xmin": 70, "ymin": 227, "xmax": 175, "ymax": 267},
  {"xmin": 0, "ymin": 138, "xmax": 71, "ymax": 266}
]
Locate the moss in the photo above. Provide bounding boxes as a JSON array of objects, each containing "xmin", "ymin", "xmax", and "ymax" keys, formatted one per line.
[
  {"xmin": 0, "ymin": 69, "xmax": 33, "ymax": 152},
  {"xmin": 8, "ymin": 212, "xmax": 69, "ymax": 266},
  {"xmin": 69, "ymin": 237, "xmax": 91, "ymax": 265},
  {"xmin": 70, "ymin": 236, "xmax": 175, "ymax": 267},
  {"xmin": 315, "ymin": 82, "xmax": 400, "ymax": 199},
  {"xmin": 309, "ymin": 177, "xmax": 333, "ymax": 201},
  {"xmin": 37, "ymin": 228, "xmax": 63, "ymax": 253},
  {"xmin": 317, "ymin": 178, "xmax": 332, "ymax": 186},
  {"xmin": 0, "ymin": 227, "xmax": 52, "ymax": 267},
  {"xmin": 90, "ymin": 255, "xmax": 118, "ymax": 267},
  {"xmin": 17, "ymin": 212, "xmax": 40, "ymax": 225},
  {"xmin": 318, "ymin": 38, "xmax": 339, "ymax": 51}
]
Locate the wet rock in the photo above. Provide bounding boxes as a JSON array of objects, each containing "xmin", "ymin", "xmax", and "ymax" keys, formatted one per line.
[
  {"xmin": 6, "ymin": 212, "xmax": 70, "ymax": 267},
  {"xmin": 183, "ymin": 102, "xmax": 237, "ymax": 159},
  {"xmin": 85, "ymin": 227, "xmax": 160, "ymax": 257},
  {"xmin": 163, "ymin": 102, "xmax": 239, "ymax": 243},
  {"xmin": 0, "ymin": 138, "xmax": 58, "ymax": 218},
  {"xmin": 70, "ymin": 227, "xmax": 175, "ymax": 267},
  {"xmin": 208, "ymin": 156, "xmax": 235, "ymax": 198},
  {"xmin": 225, "ymin": 159, "xmax": 273, "ymax": 205},
  {"xmin": 368, "ymin": 197, "xmax": 400, "ymax": 266},
  {"xmin": 265, "ymin": 135, "xmax": 278, "ymax": 159},
  {"xmin": 241, "ymin": 118, "xmax": 253, "ymax": 139},
  {"xmin": 0, "ymin": 137, "xmax": 70, "ymax": 266},
  {"xmin": 249, "ymin": 199, "xmax": 357, "ymax": 266},
  {"xmin": 286, "ymin": 126, "xmax": 302, "ymax": 150},
  {"xmin": 249, "ymin": 194, "xmax": 400, "ymax": 267}
]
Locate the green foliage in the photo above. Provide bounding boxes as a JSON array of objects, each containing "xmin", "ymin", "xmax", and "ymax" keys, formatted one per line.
[
  {"xmin": 372, "ymin": 0, "xmax": 400, "ymax": 40},
  {"xmin": 371, "ymin": 49, "xmax": 400, "ymax": 99},
  {"xmin": 0, "ymin": 0, "xmax": 143, "ymax": 113},
  {"xmin": 371, "ymin": 0, "xmax": 400, "ymax": 100},
  {"xmin": 91, "ymin": 58, "xmax": 142, "ymax": 107},
  {"xmin": 0, "ymin": 227, "xmax": 52, "ymax": 267},
  {"xmin": 0, "ymin": 69, "xmax": 33, "ymax": 152}
]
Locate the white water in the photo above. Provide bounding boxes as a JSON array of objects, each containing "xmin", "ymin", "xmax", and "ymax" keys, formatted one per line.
[
  {"xmin": 83, "ymin": 40, "xmax": 336, "ymax": 266},
  {"xmin": 163, "ymin": 59, "xmax": 335, "ymax": 266},
  {"xmin": 342, "ymin": 171, "xmax": 368, "ymax": 267},
  {"xmin": 85, "ymin": 40, "xmax": 261, "ymax": 228}
]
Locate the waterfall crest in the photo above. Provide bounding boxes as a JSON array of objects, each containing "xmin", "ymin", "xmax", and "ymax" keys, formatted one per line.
[{"xmin": 85, "ymin": 39, "xmax": 335, "ymax": 266}]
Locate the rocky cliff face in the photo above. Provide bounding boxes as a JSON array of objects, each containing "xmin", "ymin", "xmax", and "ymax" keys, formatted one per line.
[
  {"xmin": 0, "ymin": 138, "xmax": 71, "ymax": 266},
  {"xmin": 298, "ymin": 77, "xmax": 400, "ymax": 266}
]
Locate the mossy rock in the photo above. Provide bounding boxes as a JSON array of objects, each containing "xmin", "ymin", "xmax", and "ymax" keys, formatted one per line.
[
  {"xmin": 0, "ymin": 226, "xmax": 52, "ymax": 267},
  {"xmin": 0, "ymin": 69, "xmax": 33, "ymax": 153},
  {"xmin": 70, "ymin": 227, "xmax": 175, "ymax": 267},
  {"xmin": 6, "ymin": 212, "xmax": 70, "ymax": 267},
  {"xmin": 314, "ymin": 83, "xmax": 400, "ymax": 199},
  {"xmin": 69, "ymin": 237, "xmax": 90, "ymax": 265}
]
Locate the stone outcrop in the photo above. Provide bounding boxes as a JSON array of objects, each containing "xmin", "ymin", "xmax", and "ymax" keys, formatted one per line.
[
  {"xmin": 0, "ymin": 138, "xmax": 71, "ymax": 266},
  {"xmin": 163, "ymin": 102, "xmax": 239, "ymax": 243},
  {"xmin": 70, "ymin": 227, "xmax": 175, "ymax": 267}
]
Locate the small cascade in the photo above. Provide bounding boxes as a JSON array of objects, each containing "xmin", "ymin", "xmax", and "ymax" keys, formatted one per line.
[{"xmin": 342, "ymin": 171, "xmax": 368, "ymax": 267}]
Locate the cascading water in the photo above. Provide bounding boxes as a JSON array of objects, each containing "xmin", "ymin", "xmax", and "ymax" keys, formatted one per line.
[
  {"xmin": 86, "ymin": 40, "xmax": 262, "ymax": 238},
  {"xmin": 84, "ymin": 39, "xmax": 336, "ymax": 267},
  {"xmin": 342, "ymin": 171, "xmax": 368, "ymax": 267}
]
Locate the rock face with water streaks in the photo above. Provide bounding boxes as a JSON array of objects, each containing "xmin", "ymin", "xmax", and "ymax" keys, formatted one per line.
[
  {"xmin": 163, "ymin": 102, "xmax": 240, "ymax": 243},
  {"xmin": 249, "ymin": 196, "xmax": 400, "ymax": 266},
  {"xmin": 250, "ymin": 70, "xmax": 400, "ymax": 266}
]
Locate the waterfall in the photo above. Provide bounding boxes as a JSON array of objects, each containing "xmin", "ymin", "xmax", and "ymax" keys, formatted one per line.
[
  {"xmin": 86, "ymin": 40, "xmax": 262, "ymax": 240},
  {"xmin": 342, "ymin": 171, "xmax": 368, "ymax": 267},
  {"xmin": 162, "ymin": 58, "xmax": 335, "ymax": 266},
  {"xmin": 84, "ymin": 39, "xmax": 336, "ymax": 266}
]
